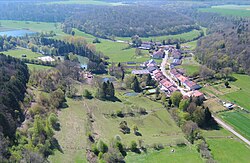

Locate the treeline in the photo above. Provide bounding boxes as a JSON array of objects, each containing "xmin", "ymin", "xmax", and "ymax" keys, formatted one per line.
[
  {"xmin": 0, "ymin": 54, "xmax": 29, "ymax": 161},
  {"xmin": 195, "ymin": 15, "xmax": 250, "ymax": 74},
  {"xmin": 64, "ymin": 5, "xmax": 199, "ymax": 38}
]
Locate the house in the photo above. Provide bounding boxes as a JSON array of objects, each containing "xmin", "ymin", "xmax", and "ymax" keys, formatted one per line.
[
  {"xmin": 172, "ymin": 50, "xmax": 182, "ymax": 59},
  {"xmin": 147, "ymin": 66, "xmax": 157, "ymax": 73},
  {"xmin": 176, "ymin": 74, "xmax": 188, "ymax": 84},
  {"xmin": 152, "ymin": 50, "xmax": 165, "ymax": 59},
  {"xmin": 132, "ymin": 70, "xmax": 150, "ymax": 75},
  {"xmin": 139, "ymin": 42, "xmax": 154, "ymax": 50},
  {"xmin": 168, "ymin": 85, "xmax": 178, "ymax": 93},
  {"xmin": 192, "ymin": 90, "xmax": 204, "ymax": 100},
  {"xmin": 162, "ymin": 80, "xmax": 174, "ymax": 89},
  {"xmin": 152, "ymin": 69, "xmax": 161, "ymax": 76},
  {"xmin": 170, "ymin": 69, "xmax": 179, "ymax": 78},
  {"xmin": 183, "ymin": 80, "xmax": 201, "ymax": 90},
  {"xmin": 171, "ymin": 59, "xmax": 182, "ymax": 66},
  {"xmin": 144, "ymin": 59, "xmax": 157, "ymax": 68}
]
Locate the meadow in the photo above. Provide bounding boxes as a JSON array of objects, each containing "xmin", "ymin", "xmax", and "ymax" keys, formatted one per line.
[
  {"xmin": 125, "ymin": 146, "xmax": 203, "ymax": 163},
  {"xmin": 176, "ymin": 57, "xmax": 200, "ymax": 77},
  {"xmin": 116, "ymin": 29, "xmax": 202, "ymax": 42},
  {"xmin": 85, "ymin": 93, "xmax": 187, "ymax": 146},
  {"xmin": 45, "ymin": 0, "xmax": 124, "ymax": 6},
  {"xmin": 219, "ymin": 74, "xmax": 250, "ymax": 111},
  {"xmin": 3, "ymin": 48, "xmax": 43, "ymax": 60},
  {"xmin": 26, "ymin": 63, "xmax": 53, "ymax": 70},
  {"xmin": 202, "ymin": 128, "xmax": 250, "ymax": 163},
  {"xmin": 199, "ymin": 5, "xmax": 250, "ymax": 18},
  {"xmin": 49, "ymin": 98, "xmax": 88, "ymax": 163},
  {"xmin": 219, "ymin": 110, "xmax": 250, "ymax": 141}
]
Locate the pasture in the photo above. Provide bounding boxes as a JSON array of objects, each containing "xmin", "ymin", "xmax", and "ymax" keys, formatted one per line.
[
  {"xmin": 125, "ymin": 146, "xmax": 202, "ymax": 163},
  {"xmin": 45, "ymin": 0, "xmax": 124, "ymax": 6},
  {"xmin": 176, "ymin": 57, "xmax": 200, "ymax": 76},
  {"xmin": 85, "ymin": 94, "xmax": 186, "ymax": 146},
  {"xmin": 116, "ymin": 29, "xmax": 202, "ymax": 42},
  {"xmin": 202, "ymin": 128, "xmax": 250, "ymax": 163},
  {"xmin": 4, "ymin": 48, "xmax": 43, "ymax": 60},
  {"xmin": 49, "ymin": 98, "xmax": 88, "ymax": 163},
  {"xmin": 27, "ymin": 63, "xmax": 53, "ymax": 70},
  {"xmin": 219, "ymin": 110, "xmax": 250, "ymax": 141},
  {"xmin": 199, "ymin": 5, "xmax": 250, "ymax": 17}
]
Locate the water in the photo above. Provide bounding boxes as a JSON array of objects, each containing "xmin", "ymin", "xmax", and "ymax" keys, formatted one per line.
[{"xmin": 0, "ymin": 29, "xmax": 36, "ymax": 37}]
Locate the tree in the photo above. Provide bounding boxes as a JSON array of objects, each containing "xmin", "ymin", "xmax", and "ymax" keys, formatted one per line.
[
  {"xmin": 130, "ymin": 141, "xmax": 137, "ymax": 152},
  {"xmin": 170, "ymin": 92, "xmax": 183, "ymax": 106},
  {"xmin": 146, "ymin": 74, "xmax": 155, "ymax": 86},
  {"xmin": 179, "ymin": 99, "xmax": 190, "ymax": 111},
  {"xmin": 182, "ymin": 121, "xmax": 199, "ymax": 144},
  {"xmin": 97, "ymin": 140, "xmax": 108, "ymax": 153},
  {"xmin": 161, "ymin": 93, "xmax": 167, "ymax": 103},
  {"xmin": 176, "ymin": 42, "xmax": 181, "ymax": 49},
  {"xmin": 132, "ymin": 124, "xmax": 138, "ymax": 135},
  {"xmin": 131, "ymin": 76, "xmax": 141, "ymax": 92},
  {"xmin": 83, "ymin": 89, "xmax": 92, "ymax": 99},
  {"xmin": 199, "ymin": 66, "xmax": 215, "ymax": 80},
  {"xmin": 225, "ymin": 81, "xmax": 230, "ymax": 88}
]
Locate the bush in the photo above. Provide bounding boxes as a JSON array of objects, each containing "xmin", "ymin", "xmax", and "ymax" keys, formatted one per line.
[
  {"xmin": 97, "ymin": 140, "xmax": 108, "ymax": 153},
  {"xmin": 92, "ymin": 144, "xmax": 99, "ymax": 155},
  {"xmin": 83, "ymin": 89, "xmax": 92, "ymax": 99},
  {"xmin": 116, "ymin": 110, "xmax": 124, "ymax": 118},
  {"xmin": 130, "ymin": 141, "xmax": 137, "ymax": 152}
]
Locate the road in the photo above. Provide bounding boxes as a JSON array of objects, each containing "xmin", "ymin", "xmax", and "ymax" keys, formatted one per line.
[
  {"xmin": 213, "ymin": 115, "xmax": 250, "ymax": 146},
  {"xmin": 160, "ymin": 50, "xmax": 187, "ymax": 96}
]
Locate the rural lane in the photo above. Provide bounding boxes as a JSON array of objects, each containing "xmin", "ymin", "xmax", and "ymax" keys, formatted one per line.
[{"xmin": 213, "ymin": 115, "xmax": 250, "ymax": 146}]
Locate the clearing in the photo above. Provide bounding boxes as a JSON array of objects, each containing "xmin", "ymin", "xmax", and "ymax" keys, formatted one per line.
[{"xmin": 49, "ymin": 98, "xmax": 88, "ymax": 163}]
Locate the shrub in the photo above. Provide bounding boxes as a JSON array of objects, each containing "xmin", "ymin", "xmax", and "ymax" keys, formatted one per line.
[
  {"xmin": 97, "ymin": 140, "xmax": 108, "ymax": 153},
  {"xmin": 130, "ymin": 141, "xmax": 137, "ymax": 152},
  {"xmin": 83, "ymin": 89, "xmax": 92, "ymax": 99}
]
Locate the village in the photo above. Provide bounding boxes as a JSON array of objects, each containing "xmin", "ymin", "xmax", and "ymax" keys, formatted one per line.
[{"xmin": 132, "ymin": 41, "xmax": 204, "ymax": 100}]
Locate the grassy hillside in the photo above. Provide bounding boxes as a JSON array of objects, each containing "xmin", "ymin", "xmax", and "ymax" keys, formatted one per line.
[{"xmin": 199, "ymin": 5, "xmax": 250, "ymax": 17}]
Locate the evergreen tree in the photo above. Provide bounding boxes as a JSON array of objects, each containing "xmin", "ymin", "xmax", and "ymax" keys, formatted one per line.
[{"xmin": 132, "ymin": 76, "xmax": 141, "ymax": 93}]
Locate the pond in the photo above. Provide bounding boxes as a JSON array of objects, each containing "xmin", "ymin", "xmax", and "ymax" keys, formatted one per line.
[
  {"xmin": 124, "ymin": 92, "xmax": 139, "ymax": 97},
  {"xmin": 0, "ymin": 29, "xmax": 37, "ymax": 37}
]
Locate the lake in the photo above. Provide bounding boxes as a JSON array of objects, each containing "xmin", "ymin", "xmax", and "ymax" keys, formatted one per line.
[{"xmin": 0, "ymin": 29, "xmax": 36, "ymax": 37}]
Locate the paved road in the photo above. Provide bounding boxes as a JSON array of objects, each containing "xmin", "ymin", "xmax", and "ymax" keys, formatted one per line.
[
  {"xmin": 160, "ymin": 50, "xmax": 187, "ymax": 96},
  {"xmin": 213, "ymin": 115, "xmax": 250, "ymax": 146}
]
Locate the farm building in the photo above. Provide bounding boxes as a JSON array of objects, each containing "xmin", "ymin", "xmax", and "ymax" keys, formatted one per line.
[
  {"xmin": 152, "ymin": 50, "xmax": 165, "ymax": 59},
  {"xmin": 183, "ymin": 80, "xmax": 201, "ymax": 90},
  {"xmin": 171, "ymin": 59, "xmax": 182, "ymax": 66},
  {"xmin": 132, "ymin": 70, "xmax": 150, "ymax": 75},
  {"xmin": 191, "ymin": 90, "xmax": 204, "ymax": 100}
]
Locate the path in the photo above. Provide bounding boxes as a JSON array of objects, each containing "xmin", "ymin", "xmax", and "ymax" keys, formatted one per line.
[{"xmin": 213, "ymin": 115, "xmax": 250, "ymax": 146}]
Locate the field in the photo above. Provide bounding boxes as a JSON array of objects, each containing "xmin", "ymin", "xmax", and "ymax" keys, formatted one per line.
[
  {"xmin": 125, "ymin": 146, "xmax": 202, "ymax": 163},
  {"xmin": 199, "ymin": 5, "xmax": 250, "ymax": 17},
  {"xmin": 116, "ymin": 29, "xmax": 202, "ymax": 42},
  {"xmin": 49, "ymin": 98, "xmax": 88, "ymax": 163},
  {"xmin": 219, "ymin": 111, "xmax": 250, "ymax": 141},
  {"xmin": 3, "ymin": 48, "xmax": 43, "ymax": 60},
  {"xmin": 176, "ymin": 57, "xmax": 200, "ymax": 76},
  {"xmin": 26, "ymin": 63, "xmax": 53, "ymax": 70},
  {"xmin": 202, "ymin": 128, "xmax": 250, "ymax": 163},
  {"xmin": 45, "ymin": 0, "xmax": 124, "ymax": 6},
  {"xmin": 85, "ymin": 93, "xmax": 186, "ymax": 146},
  {"xmin": 219, "ymin": 74, "xmax": 250, "ymax": 111}
]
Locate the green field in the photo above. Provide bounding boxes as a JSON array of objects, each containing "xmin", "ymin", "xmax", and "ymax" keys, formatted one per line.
[
  {"xmin": 85, "ymin": 94, "xmax": 186, "ymax": 146},
  {"xmin": 219, "ymin": 111, "xmax": 250, "ymax": 141},
  {"xmin": 125, "ymin": 146, "xmax": 202, "ymax": 163},
  {"xmin": 0, "ymin": 20, "xmax": 66, "ymax": 36},
  {"xmin": 202, "ymin": 128, "xmax": 250, "ymax": 163},
  {"xmin": 176, "ymin": 57, "xmax": 200, "ymax": 76},
  {"xmin": 3, "ymin": 48, "xmax": 43, "ymax": 60},
  {"xmin": 199, "ymin": 5, "xmax": 250, "ymax": 17},
  {"xmin": 45, "ymin": 0, "xmax": 124, "ymax": 6},
  {"xmin": 27, "ymin": 63, "xmax": 53, "ymax": 70},
  {"xmin": 116, "ymin": 29, "xmax": 202, "ymax": 42},
  {"xmin": 219, "ymin": 74, "xmax": 250, "ymax": 111},
  {"xmin": 49, "ymin": 98, "xmax": 88, "ymax": 163}
]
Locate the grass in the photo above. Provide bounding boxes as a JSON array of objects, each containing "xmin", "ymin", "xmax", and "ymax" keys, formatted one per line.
[
  {"xmin": 3, "ymin": 48, "xmax": 43, "ymax": 60},
  {"xmin": 84, "ymin": 93, "xmax": 186, "ymax": 146},
  {"xmin": 219, "ymin": 74, "xmax": 250, "ymax": 111},
  {"xmin": 203, "ymin": 98, "xmax": 226, "ymax": 113},
  {"xmin": 125, "ymin": 146, "xmax": 203, "ymax": 163},
  {"xmin": 219, "ymin": 110, "xmax": 250, "ymax": 141},
  {"xmin": 176, "ymin": 57, "xmax": 200, "ymax": 76},
  {"xmin": 116, "ymin": 29, "xmax": 202, "ymax": 42},
  {"xmin": 199, "ymin": 5, "xmax": 250, "ymax": 18},
  {"xmin": 202, "ymin": 127, "xmax": 250, "ymax": 163},
  {"xmin": 49, "ymin": 98, "xmax": 88, "ymax": 163},
  {"xmin": 0, "ymin": 20, "xmax": 66, "ymax": 36},
  {"xmin": 26, "ymin": 63, "xmax": 53, "ymax": 70},
  {"xmin": 45, "ymin": 0, "xmax": 124, "ymax": 6},
  {"xmin": 181, "ymin": 40, "xmax": 198, "ymax": 50},
  {"xmin": 207, "ymin": 138, "xmax": 250, "ymax": 163}
]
